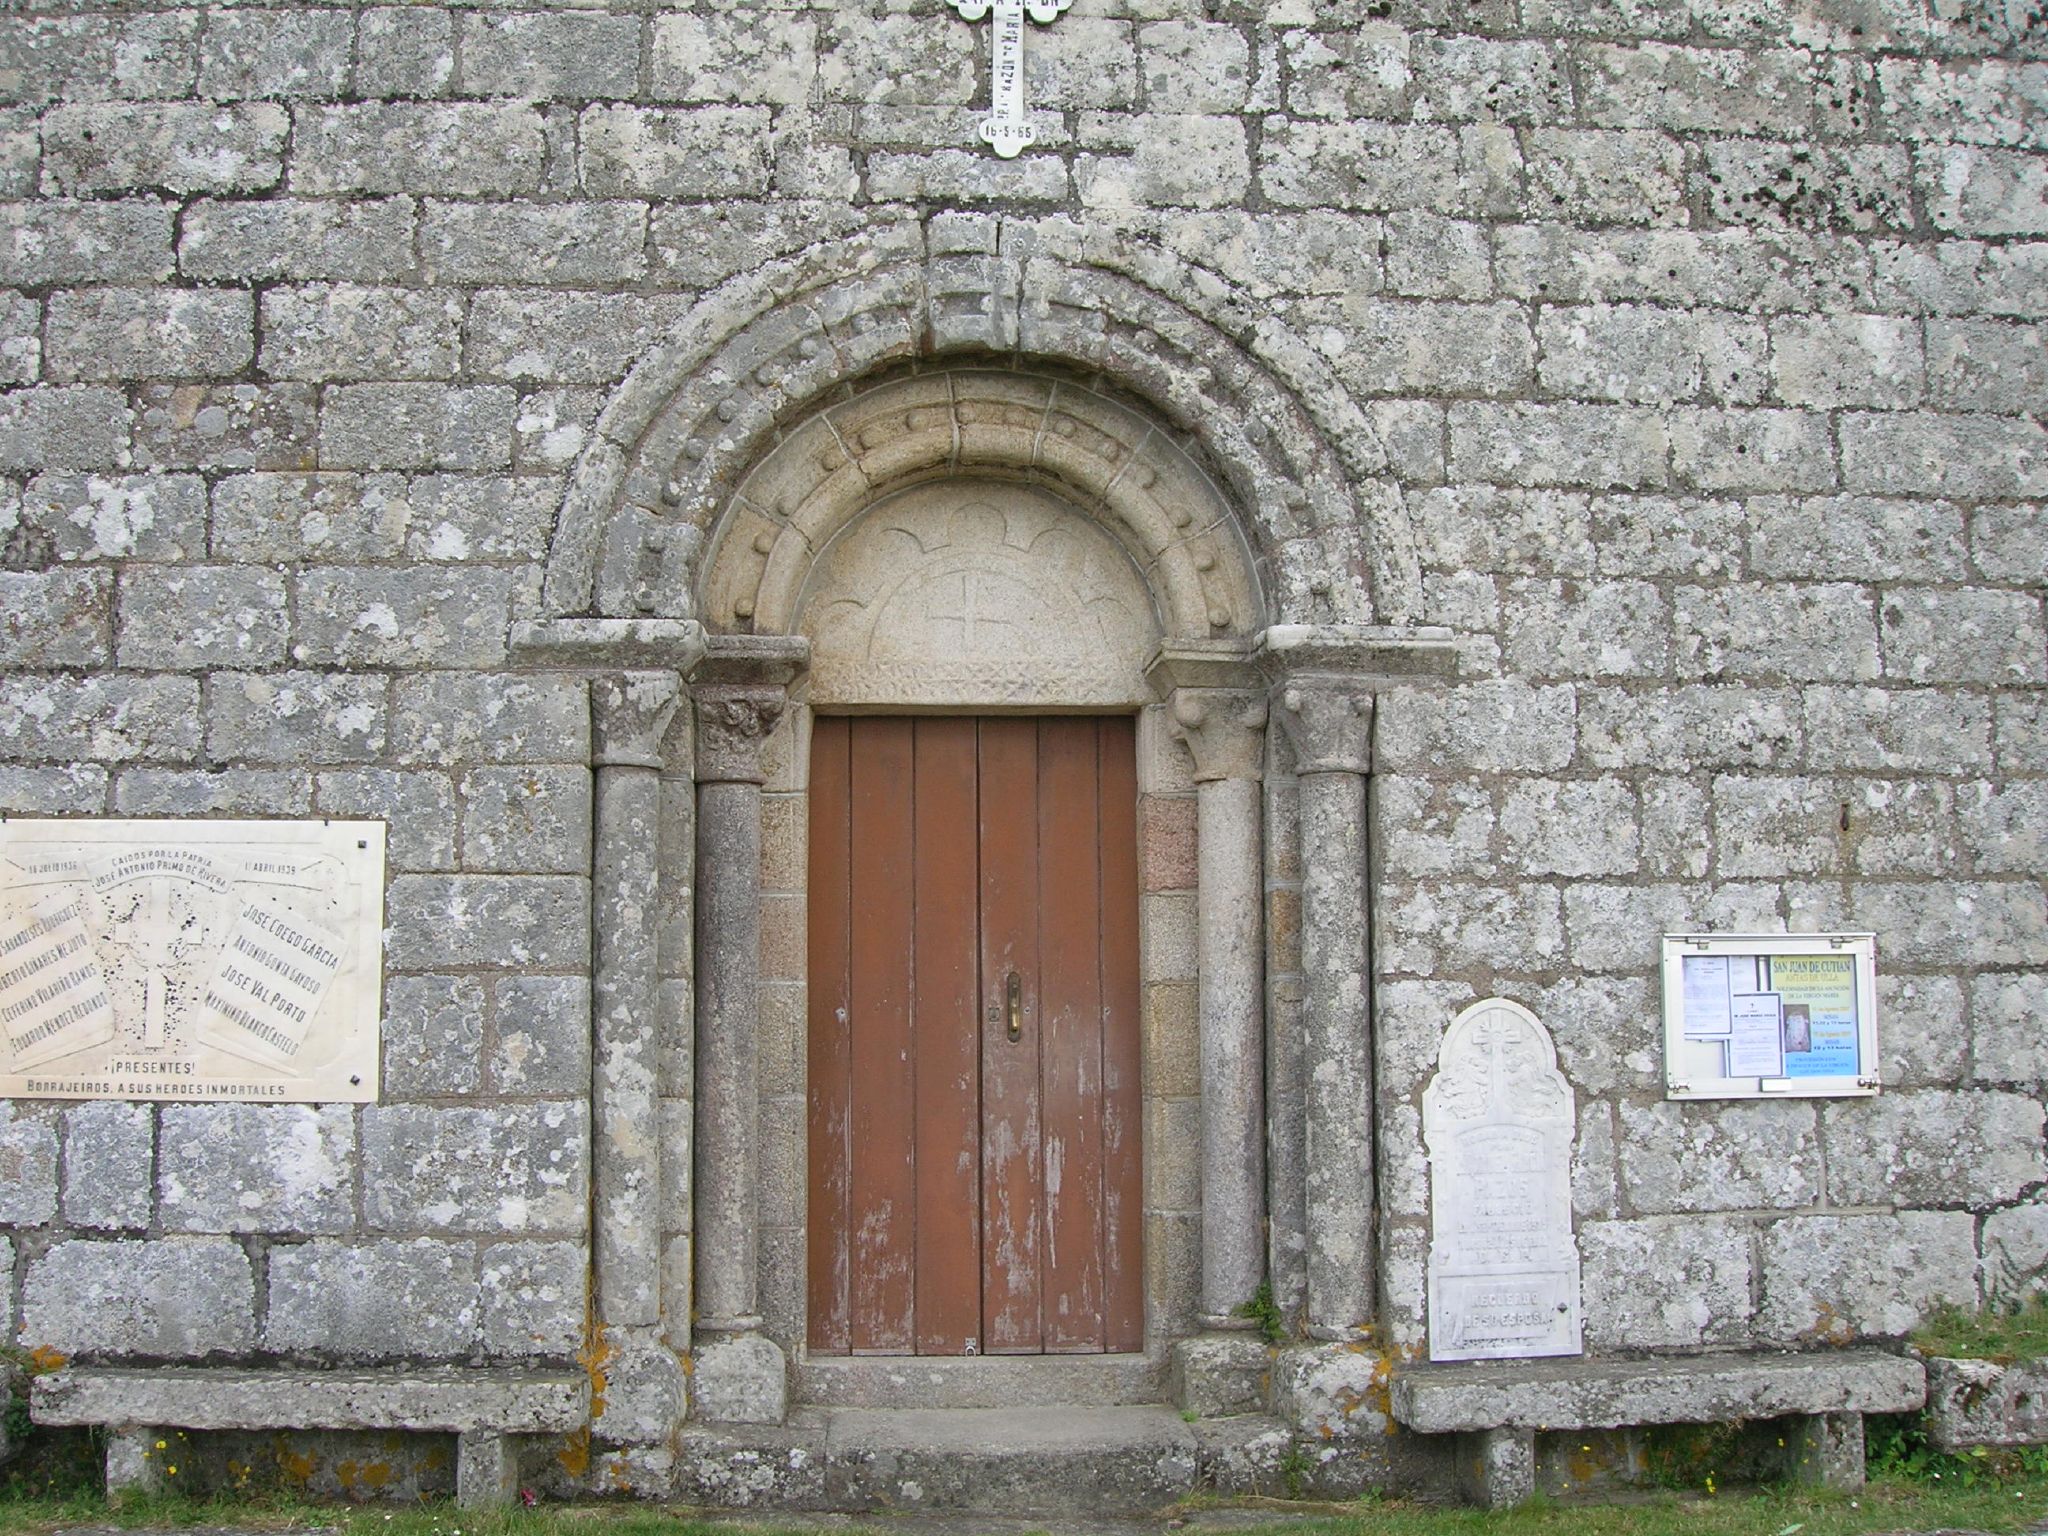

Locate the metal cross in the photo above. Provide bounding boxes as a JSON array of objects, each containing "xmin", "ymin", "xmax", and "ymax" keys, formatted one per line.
[{"xmin": 946, "ymin": 0, "xmax": 1071, "ymax": 158}]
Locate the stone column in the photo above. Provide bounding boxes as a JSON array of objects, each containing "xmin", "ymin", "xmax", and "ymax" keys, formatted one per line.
[
  {"xmin": 1149, "ymin": 648, "xmax": 1270, "ymax": 1415},
  {"xmin": 689, "ymin": 634, "xmax": 807, "ymax": 1424},
  {"xmin": 591, "ymin": 671, "xmax": 682, "ymax": 1331},
  {"xmin": 1269, "ymin": 676, "xmax": 1375, "ymax": 1340}
]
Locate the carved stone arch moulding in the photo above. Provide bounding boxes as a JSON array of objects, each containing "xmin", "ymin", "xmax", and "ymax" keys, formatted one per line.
[{"xmin": 538, "ymin": 222, "xmax": 1425, "ymax": 628}]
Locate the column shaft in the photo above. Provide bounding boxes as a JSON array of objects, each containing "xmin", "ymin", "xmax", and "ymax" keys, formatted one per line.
[
  {"xmin": 694, "ymin": 775, "xmax": 762, "ymax": 1328},
  {"xmin": 1297, "ymin": 764, "xmax": 1373, "ymax": 1336},
  {"xmin": 1198, "ymin": 772, "xmax": 1267, "ymax": 1321}
]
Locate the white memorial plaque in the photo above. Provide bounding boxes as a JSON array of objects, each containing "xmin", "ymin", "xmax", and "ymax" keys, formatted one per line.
[
  {"xmin": 0, "ymin": 819, "xmax": 384, "ymax": 1102},
  {"xmin": 1424, "ymin": 997, "xmax": 1582, "ymax": 1363}
]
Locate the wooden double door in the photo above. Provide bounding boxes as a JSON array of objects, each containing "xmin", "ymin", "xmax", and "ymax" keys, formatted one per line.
[{"xmin": 806, "ymin": 716, "xmax": 1144, "ymax": 1356}]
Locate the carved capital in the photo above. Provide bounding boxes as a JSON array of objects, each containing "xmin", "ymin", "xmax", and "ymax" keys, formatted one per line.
[
  {"xmin": 592, "ymin": 670, "xmax": 682, "ymax": 770},
  {"xmin": 1170, "ymin": 688, "xmax": 1268, "ymax": 783},
  {"xmin": 693, "ymin": 685, "xmax": 787, "ymax": 785},
  {"xmin": 1272, "ymin": 679, "xmax": 1373, "ymax": 776}
]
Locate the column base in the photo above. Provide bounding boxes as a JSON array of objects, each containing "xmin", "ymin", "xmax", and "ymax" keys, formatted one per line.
[
  {"xmin": 1458, "ymin": 1426, "xmax": 1535, "ymax": 1509},
  {"xmin": 1273, "ymin": 1342, "xmax": 1399, "ymax": 1442},
  {"xmin": 594, "ymin": 1328, "xmax": 689, "ymax": 1446},
  {"xmin": 1170, "ymin": 1332, "xmax": 1272, "ymax": 1417},
  {"xmin": 691, "ymin": 1331, "xmax": 788, "ymax": 1425}
]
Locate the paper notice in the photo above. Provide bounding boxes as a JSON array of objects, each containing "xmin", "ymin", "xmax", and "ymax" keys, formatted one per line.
[
  {"xmin": 1681, "ymin": 954, "xmax": 1733, "ymax": 1037},
  {"xmin": 1728, "ymin": 991, "xmax": 1786, "ymax": 1077}
]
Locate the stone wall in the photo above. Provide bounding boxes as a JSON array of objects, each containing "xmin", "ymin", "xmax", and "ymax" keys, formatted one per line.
[{"xmin": 0, "ymin": 0, "xmax": 2042, "ymax": 1431}]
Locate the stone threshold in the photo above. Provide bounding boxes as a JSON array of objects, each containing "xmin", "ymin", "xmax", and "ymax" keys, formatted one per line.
[
  {"xmin": 679, "ymin": 1404, "xmax": 1290, "ymax": 1513},
  {"xmin": 794, "ymin": 1351, "xmax": 1165, "ymax": 1409}
]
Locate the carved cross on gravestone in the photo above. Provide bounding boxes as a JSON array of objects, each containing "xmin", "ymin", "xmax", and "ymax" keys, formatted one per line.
[{"xmin": 946, "ymin": 0, "xmax": 1071, "ymax": 158}]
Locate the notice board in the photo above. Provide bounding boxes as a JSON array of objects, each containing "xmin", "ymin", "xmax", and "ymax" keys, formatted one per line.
[{"xmin": 1662, "ymin": 932, "xmax": 1879, "ymax": 1100}]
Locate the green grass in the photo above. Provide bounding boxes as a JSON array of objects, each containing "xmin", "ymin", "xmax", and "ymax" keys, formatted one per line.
[
  {"xmin": 0, "ymin": 1469, "xmax": 2045, "ymax": 1536},
  {"xmin": 1913, "ymin": 1292, "xmax": 2048, "ymax": 1363}
]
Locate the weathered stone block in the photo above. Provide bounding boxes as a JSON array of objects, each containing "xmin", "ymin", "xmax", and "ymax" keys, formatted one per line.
[
  {"xmin": 318, "ymin": 384, "xmax": 516, "ymax": 472},
  {"xmin": 1449, "ymin": 402, "xmax": 1669, "ymax": 489},
  {"xmin": 0, "ymin": 1103, "xmax": 57, "ymax": 1225},
  {"xmin": 116, "ymin": 565, "xmax": 286, "ymax": 669},
  {"xmin": 1503, "ymin": 578, "xmax": 1669, "ymax": 678},
  {"xmin": 1380, "ymin": 883, "xmax": 1563, "ymax": 974},
  {"xmin": 385, "ymin": 875, "xmax": 590, "ymax": 971},
  {"xmin": 1786, "ymin": 878, "xmax": 2042, "ymax": 967},
  {"xmin": 1757, "ymin": 1211, "xmax": 1976, "ymax": 1342},
  {"xmin": 1804, "ymin": 686, "xmax": 1992, "ymax": 773},
  {"xmin": 1319, "ymin": 299, "xmax": 1533, "ymax": 397},
  {"xmin": 1925, "ymin": 1357, "xmax": 2048, "ymax": 1452},
  {"xmin": 466, "ymin": 290, "xmax": 691, "ymax": 385},
  {"xmin": 316, "ymin": 768, "xmax": 455, "ymax": 871},
  {"xmin": 1619, "ymin": 1100, "xmax": 1820, "ymax": 1212},
  {"xmin": 490, "ymin": 975, "xmax": 591, "ymax": 1096},
  {"xmin": 40, "ymin": 103, "xmax": 285, "ymax": 194},
  {"xmin": 479, "ymin": 1240, "xmax": 584, "ymax": 1357},
  {"xmin": 21, "ymin": 472, "xmax": 207, "ymax": 561},
  {"xmin": 178, "ymin": 198, "xmax": 416, "ymax": 282},
  {"xmin": 390, "ymin": 674, "xmax": 588, "ymax": 765},
  {"xmin": 213, "ymin": 472, "xmax": 410, "ymax": 562},
  {"xmin": 1824, "ymin": 1090, "xmax": 2045, "ymax": 1207},
  {"xmin": 0, "ymin": 13, "xmax": 197, "ymax": 104},
  {"xmin": 1840, "ymin": 410, "xmax": 2048, "ymax": 498},
  {"xmin": 1075, "ymin": 114, "xmax": 1251, "ymax": 211},
  {"xmin": 113, "ymin": 768, "xmax": 310, "ymax": 817},
  {"xmin": 1564, "ymin": 882, "xmax": 1782, "ymax": 972},
  {"xmin": 1525, "ymin": 129, "xmax": 1684, "ymax": 225},
  {"xmin": 33, "ymin": 1364, "xmax": 585, "ymax": 1433},
  {"xmin": 1577, "ymin": 40, "xmax": 1814, "ymax": 133},
  {"xmin": 356, "ymin": 8, "xmax": 454, "ymax": 99},
  {"xmin": 362, "ymin": 1102, "xmax": 588, "ymax": 1234},
  {"xmin": 1769, "ymin": 314, "xmax": 1925, "ymax": 408},
  {"xmin": 22, "ymin": 1238, "xmax": 255, "ymax": 1357},
  {"xmin": 1712, "ymin": 775, "xmax": 1841, "ymax": 876},
  {"xmin": 1500, "ymin": 778, "xmax": 1639, "ymax": 877},
  {"xmin": 260, "ymin": 284, "xmax": 464, "ymax": 381},
  {"xmin": 0, "ymin": 569, "xmax": 108, "ymax": 667},
  {"xmin": 0, "ymin": 763, "xmax": 108, "ymax": 813},
  {"xmin": 1970, "ymin": 971, "xmax": 2048, "ymax": 1086},
  {"xmin": 466, "ymin": 14, "xmax": 638, "ymax": 100},
  {"xmin": 1536, "ymin": 302, "xmax": 1705, "ymax": 403},
  {"xmin": 0, "ymin": 675, "xmax": 199, "ymax": 763},
  {"xmin": 293, "ymin": 565, "xmax": 523, "ymax": 668},
  {"xmin": 0, "ymin": 289, "xmax": 36, "ymax": 384},
  {"xmin": 62, "ymin": 1099, "xmax": 153, "ymax": 1231},
  {"xmin": 1675, "ymin": 582, "xmax": 1877, "ymax": 681},
  {"xmin": 1375, "ymin": 778, "xmax": 1494, "ymax": 879},
  {"xmin": 1537, "ymin": 974, "xmax": 1660, "ymax": 1097},
  {"xmin": 1882, "ymin": 587, "xmax": 2047, "ymax": 686},
  {"xmin": 1383, "ymin": 211, "xmax": 1490, "ymax": 300},
  {"xmin": 578, "ymin": 107, "xmax": 774, "ymax": 197},
  {"xmin": 0, "ymin": 387, "xmax": 130, "ymax": 470},
  {"xmin": 1920, "ymin": 145, "xmax": 2048, "ymax": 237},
  {"xmin": 1136, "ymin": 21, "xmax": 1250, "ymax": 114},
  {"xmin": 382, "ymin": 974, "xmax": 484, "ymax": 1097},
  {"xmin": 1671, "ymin": 407, "xmax": 1836, "ymax": 492},
  {"xmin": 1411, "ymin": 486, "xmax": 1594, "ymax": 575},
  {"xmin": 422, "ymin": 200, "xmax": 647, "ymax": 285},
  {"xmin": 159, "ymin": 1103, "xmax": 355, "ymax": 1234},
  {"xmin": 1749, "ymin": 494, "xmax": 1968, "ymax": 582},
  {"xmin": 292, "ymin": 104, "xmax": 546, "ymax": 196},
  {"xmin": 1377, "ymin": 679, "xmax": 1577, "ymax": 774},
  {"xmin": 1260, "ymin": 121, "xmax": 1466, "ymax": 213},
  {"xmin": 265, "ymin": 1240, "xmax": 480, "ymax": 1358},
  {"xmin": 654, "ymin": 14, "xmax": 817, "ymax": 105},
  {"xmin": 205, "ymin": 670, "xmax": 388, "ymax": 763},
  {"xmin": 133, "ymin": 383, "xmax": 315, "ymax": 470},
  {"xmin": 461, "ymin": 764, "xmax": 591, "ymax": 874},
  {"xmin": 196, "ymin": 10, "xmax": 351, "ymax": 100},
  {"xmin": 1875, "ymin": 238, "xmax": 2048, "ymax": 319}
]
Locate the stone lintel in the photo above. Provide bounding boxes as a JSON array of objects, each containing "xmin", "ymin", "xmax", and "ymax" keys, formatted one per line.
[
  {"xmin": 1390, "ymin": 1350, "xmax": 1926, "ymax": 1435},
  {"xmin": 592, "ymin": 670, "xmax": 683, "ymax": 770},
  {"xmin": 34, "ymin": 1366, "xmax": 590, "ymax": 1434},
  {"xmin": 508, "ymin": 617, "xmax": 709, "ymax": 672}
]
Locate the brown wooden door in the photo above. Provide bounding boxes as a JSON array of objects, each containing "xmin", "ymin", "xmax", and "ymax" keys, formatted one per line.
[{"xmin": 807, "ymin": 716, "xmax": 1143, "ymax": 1356}]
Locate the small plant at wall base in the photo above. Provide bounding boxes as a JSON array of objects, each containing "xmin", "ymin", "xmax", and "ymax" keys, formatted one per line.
[
  {"xmin": 1235, "ymin": 1282, "xmax": 1288, "ymax": 1345},
  {"xmin": 1914, "ymin": 1294, "xmax": 2048, "ymax": 1364}
]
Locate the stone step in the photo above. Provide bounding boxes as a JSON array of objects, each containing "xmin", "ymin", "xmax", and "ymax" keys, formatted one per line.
[
  {"xmin": 795, "ymin": 1353, "xmax": 1165, "ymax": 1409},
  {"xmin": 677, "ymin": 1406, "xmax": 1294, "ymax": 1513}
]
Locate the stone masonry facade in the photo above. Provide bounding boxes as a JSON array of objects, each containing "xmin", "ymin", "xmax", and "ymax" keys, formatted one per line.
[{"xmin": 0, "ymin": 0, "xmax": 2043, "ymax": 1502}]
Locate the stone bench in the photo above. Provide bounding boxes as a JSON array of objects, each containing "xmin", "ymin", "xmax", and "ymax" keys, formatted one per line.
[
  {"xmin": 32, "ymin": 1365, "xmax": 589, "ymax": 1508},
  {"xmin": 1390, "ymin": 1350, "xmax": 1927, "ymax": 1508}
]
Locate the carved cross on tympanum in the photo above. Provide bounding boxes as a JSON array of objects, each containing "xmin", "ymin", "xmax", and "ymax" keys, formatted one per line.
[{"xmin": 946, "ymin": 0, "xmax": 1071, "ymax": 158}]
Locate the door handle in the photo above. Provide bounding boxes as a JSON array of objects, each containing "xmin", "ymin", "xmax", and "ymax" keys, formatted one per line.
[{"xmin": 1006, "ymin": 971, "xmax": 1022, "ymax": 1042}]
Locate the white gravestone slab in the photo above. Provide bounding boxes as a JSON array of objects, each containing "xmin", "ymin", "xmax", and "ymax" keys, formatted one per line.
[
  {"xmin": 1423, "ymin": 997, "xmax": 1583, "ymax": 1362},
  {"xmin": 0, "ymin": 819, "xmax": 384, "ymax": 1103}
]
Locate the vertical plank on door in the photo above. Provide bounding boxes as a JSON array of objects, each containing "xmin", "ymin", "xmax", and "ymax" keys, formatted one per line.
[
  {"xmin": 1098, "ymin": 715, "xmax": 1146, "ymax": 1351},
  {"xmin": 805, "ymin": 715, "xmax": 853, "ymax": 1355},
  {"xmin": 848, "ymin": 717, "xmax": 916, "ymax": 1352},
  {"xmin": 979, "ymin": 717, "xmax": 1043, "ymax": 1353},
  {"xmin": 1039, "ymin": 717, "xmax": 1106, "ymax": 1352},
  {"xmin": 913, "ymin": 718, "xmax": 982, "ymax": 1354}
]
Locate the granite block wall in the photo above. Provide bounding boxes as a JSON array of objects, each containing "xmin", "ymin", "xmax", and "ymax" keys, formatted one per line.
[{"xmin": 0, "ymin": 0, "xmax": 2041, "ymax": 1385}]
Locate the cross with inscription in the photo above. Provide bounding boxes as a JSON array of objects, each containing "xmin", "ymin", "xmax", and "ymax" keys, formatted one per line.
[{"xmin": 946, "ymin": 0, "xmax": 1071, "ymax": 158}]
